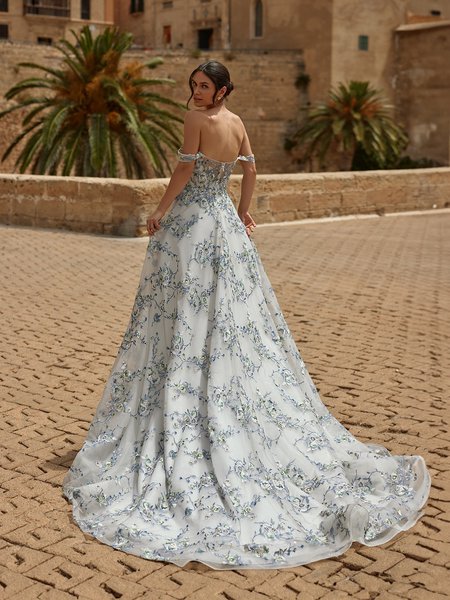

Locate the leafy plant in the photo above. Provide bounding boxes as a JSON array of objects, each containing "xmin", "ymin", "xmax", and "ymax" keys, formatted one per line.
[
  {"xmin": 287, "ymin": 80, "xmax": 408, "ymax": 171},
  {"xmin": 190, "ymin": 48, "xmax": 202, "ymax": 59},
  {"xmin": 0, "ymin": 26, "xmax": 184, "ymax": 178}
]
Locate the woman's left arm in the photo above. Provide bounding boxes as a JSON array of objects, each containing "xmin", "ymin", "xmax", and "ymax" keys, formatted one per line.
[{"xmin": 147, "ymin": 111, "xmax": 202, "ymax": 235}]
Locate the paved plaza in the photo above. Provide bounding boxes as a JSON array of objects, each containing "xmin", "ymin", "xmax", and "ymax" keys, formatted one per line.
[{"xmin": 0, "ymin": 209, "xmax": 449, "ymax": 599}]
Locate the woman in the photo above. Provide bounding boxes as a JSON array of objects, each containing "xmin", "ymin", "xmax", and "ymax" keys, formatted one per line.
[{"xmin": 63, "ymin": 61, "xmax": 431, "ymax": 570}]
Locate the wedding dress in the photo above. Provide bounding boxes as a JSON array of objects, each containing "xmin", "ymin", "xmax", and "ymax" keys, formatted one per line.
[{"xmin": 63, "ymin": 150, "xmax": 431, "ymax": 569}]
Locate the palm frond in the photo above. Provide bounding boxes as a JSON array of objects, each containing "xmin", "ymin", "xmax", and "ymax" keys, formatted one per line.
[
  {"xmin": 18, "ymin": 62, "xmax": 66, "ymax": 82},
  {"xmin": 88, "ymin": 113, "xmax": 110, "ymax": 174},
  {"xmin": 1, "ymin": 120, "xmax": 42, "ymax": 162},
  {"xmin": 61, "ymin": 128, "xmax": 85, "ymax": 176}
]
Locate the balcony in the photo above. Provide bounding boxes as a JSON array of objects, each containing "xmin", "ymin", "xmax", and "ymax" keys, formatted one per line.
[{"xmin": 24, "ymin": 1, "xmax": 70, "ymax": 18}]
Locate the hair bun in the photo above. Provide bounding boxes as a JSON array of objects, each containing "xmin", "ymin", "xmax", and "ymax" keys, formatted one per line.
[{"xmin": 227, "ymin": 81, "xmax": 234, "ymax": 95}]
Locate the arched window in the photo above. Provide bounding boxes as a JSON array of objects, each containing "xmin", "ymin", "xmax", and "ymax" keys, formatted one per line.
[{"xmin": 255, "ymin": 0, "xmax": 263, "ymax": 38}]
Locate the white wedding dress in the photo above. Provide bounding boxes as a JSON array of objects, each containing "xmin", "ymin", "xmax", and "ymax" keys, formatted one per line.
[{"xmin": 63, "ymin": 150, "xmax": 431, "ymax": 569}]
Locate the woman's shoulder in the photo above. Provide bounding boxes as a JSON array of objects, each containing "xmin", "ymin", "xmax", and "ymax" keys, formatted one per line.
[
  {"xmin": 224, "ymin": 108, "xmax": 243, "ymax": 123},
  {"xmin": 184, "ymin": 109, "xmax": 206, "ymax": 123}
]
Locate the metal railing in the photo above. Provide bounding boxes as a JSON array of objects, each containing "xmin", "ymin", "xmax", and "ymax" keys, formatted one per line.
[{"xmin": 24, "ymin": 1, "xmax": 70, "ymax": 18}]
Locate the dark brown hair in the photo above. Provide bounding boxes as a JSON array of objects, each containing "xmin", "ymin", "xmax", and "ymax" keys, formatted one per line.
[{"xmin": 187, "ymin": 60, "xmax": 234, "ymax": 107}]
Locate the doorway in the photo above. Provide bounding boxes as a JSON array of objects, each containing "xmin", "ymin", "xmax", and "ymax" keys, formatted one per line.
[{"xmin": 197, "ymin": 28, "xmax": 213, "ymax": 49}]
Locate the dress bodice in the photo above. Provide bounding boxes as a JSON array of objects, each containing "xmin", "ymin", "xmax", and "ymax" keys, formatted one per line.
[{"xmin": 177, "ymin": 149, "xmax": 255, "ymax": 195}]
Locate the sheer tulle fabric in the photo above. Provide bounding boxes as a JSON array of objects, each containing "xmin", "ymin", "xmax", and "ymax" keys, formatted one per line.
[{"xmin": 63, "ymin": 151, "xmax": 431, "ymax": 569}]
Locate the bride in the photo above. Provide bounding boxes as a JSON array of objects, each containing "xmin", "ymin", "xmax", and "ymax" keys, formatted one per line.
[{"xmin": 63, "ymin": 60, "xmax": 431, "ymax": 570}]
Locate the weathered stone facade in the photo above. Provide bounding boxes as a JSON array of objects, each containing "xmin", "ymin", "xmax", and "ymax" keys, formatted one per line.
[
  {"xmin": 114, "ymin": 0, "xmax": 229, "ymax": 51},
  {"xmin": 0, "ymin": 0, "xmax": 114, "ymax": 45},
  {"xmin": 0, "ymin": 0, "xmax": 448, "ymax": 171},
  {"xmin": 113, "ymin": 0, "xmax": 450, "ymax": 104},
  {"xmin": 229, "ymin": 0, "xmax": 333, "ymax": 103},
  {"xmin": 394, "ymin": 20, "xmax": 450, "ymax": 164},
  {"xmin": 1, "ymin": 167, "xmax": 448, "ymax": 236}
]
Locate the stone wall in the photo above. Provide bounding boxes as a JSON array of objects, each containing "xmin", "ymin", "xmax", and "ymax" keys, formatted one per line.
[
  {"xmin": 0, "ymin": 44, "xmax": 304, "ymax": 175},
  {"xmin": 395, "ymin": 21, "xmax": 450, "ymax": 165},
  {"xmin": 1, "ymin": 168, "xmax": 448, "ymax": 236}
]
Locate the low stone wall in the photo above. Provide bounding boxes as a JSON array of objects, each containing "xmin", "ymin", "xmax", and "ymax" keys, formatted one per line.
[{"xmin": 1, "ymin": 168, "xmax": 449, "ymax": 236}]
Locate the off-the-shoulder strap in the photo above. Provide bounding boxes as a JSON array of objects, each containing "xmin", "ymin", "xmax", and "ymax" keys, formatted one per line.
[
  {"xmin": 177, "ymin": 148, "xmax": 201, "ymax": 162},
  {"xmin": 237, "ymin": 154, "xmax": 256, "ymax": 163}
]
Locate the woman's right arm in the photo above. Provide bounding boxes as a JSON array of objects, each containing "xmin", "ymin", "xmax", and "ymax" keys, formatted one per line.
[
  {"xmin": 237, "ymin": 126, "xmax": 257, "ymax": 236},
  {"xmin": 147, "ymin": 111, "xmax": 202, "ymax": 235}
]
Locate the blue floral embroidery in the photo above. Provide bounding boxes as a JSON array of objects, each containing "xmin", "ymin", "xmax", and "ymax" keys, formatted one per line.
[{"xmin": 63, "ymin": 151, "xmax": 431, "ymax": 569}]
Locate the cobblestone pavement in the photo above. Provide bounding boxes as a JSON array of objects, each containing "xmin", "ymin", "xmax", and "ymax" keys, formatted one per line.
[{"xmin": 0, "ymin": 210, "xmax": 449, "ymax": 600}]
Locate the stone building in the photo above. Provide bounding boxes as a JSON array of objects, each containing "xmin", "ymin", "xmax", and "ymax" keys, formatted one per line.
[
  {"xmin": 0, "ymin": 0, "xmax": 448, "ymax": 168},
  {"xmin": 114, "ymin": 0, "xmax": 229, "ymax": 51},
  {"xmin": 330, "ymin": 0, "xmax": 450, "ymax": 103},
  {"xmin": 0, "ymin": 0, "xmax": 114, "ymax": 45},
  {"xmin": 394, "ymin": 19, "xmax": 450, "ymax": 164},
  {"xmin": 113, "ymin": 0, "xmax": 450, "ymax": 104}
]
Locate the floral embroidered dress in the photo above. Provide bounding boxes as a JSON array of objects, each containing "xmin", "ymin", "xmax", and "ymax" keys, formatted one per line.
[{"xmin": 63, "ymin": 150, "xmax": 431, "ymax": 570}]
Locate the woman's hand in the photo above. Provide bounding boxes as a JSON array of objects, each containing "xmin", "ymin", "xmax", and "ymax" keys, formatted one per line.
[
  {"xmin": 238, "ymin": 211, "xmax": 256, "ymax": 237},
  {"xmin": 146, "ymin": 209, "xmax": 165, "ymax": 236}
]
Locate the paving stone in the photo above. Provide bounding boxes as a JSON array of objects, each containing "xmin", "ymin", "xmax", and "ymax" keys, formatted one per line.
[
  {"xmin": 0, "ymin": 567, "xmax": 34, "ymax": 598},
  {"xmin": 1, "ymin": 211, "xmax": 449, "ymax": 599},
  {"xmin": 252, "ymin": 571, "xmax": 297, "ymax": 598},
  {"xmin": 356, "ymin": 547, "xmax": 405, "ymax": 574},
  {"xmin": 387, "ymin": 560, "xmax": 449, "ymax": 595},
  {"xmin": 0, "ymin": 544, "xmax": 53, "ymax": 573},
  {"xmin": 302, "ymin": 560, "xmax": 343, "ymax": 584},
  {"xmin": 320, "ymin": 591, "xmax": 352, "ymax": 600},
  {"xmin": 406, "ymin": 590, "xmax": 449, "ymax": 600},
  {"xmin": 350, "ymin": 571, "xmax": 391, "ymax": 594},
  {"xmin": 165, "ymin": 570, "xmax": 228, "ymax": 598},
  {"xmin": 19, "ymin": 586, "xmax": 77, "ymax": 600},
  {"xmin": 279, "ymin": 574, "xmax": 329, "ymax": 598},
  {"xmin": 341, "ymin": 550, "xmax": 373, "ymax": 571},
  {"xmin": 205, "ymin": 569, "xmax": 270, "ymax": 589}
]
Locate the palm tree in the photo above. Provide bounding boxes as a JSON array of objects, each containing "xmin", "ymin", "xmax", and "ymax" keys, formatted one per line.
[
  {"xmin": 288, "ymin": 81, "xmax": 408, "ymax": 171},
  {"xmin": 0, "ymin": 26, "xmax": 184, "ymax": 178}
]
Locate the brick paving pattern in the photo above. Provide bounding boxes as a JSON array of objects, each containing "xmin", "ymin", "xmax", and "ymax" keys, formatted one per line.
[{"xmin": 0, "ymin": 210, "xmax": 449, "ymax": 599}]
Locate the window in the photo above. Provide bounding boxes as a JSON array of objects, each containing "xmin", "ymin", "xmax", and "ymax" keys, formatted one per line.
[
  {"xmin": 0, "ymin": 0, "xmax": 8, "ymax": 12},
  {"xmin": 358, "ymin": 34, "xmax": 369, "ymax": 51},
  {"xmin": 254, "ymin": 0, "xmax": 263, "ymax": 38},
  {"xmin": 130, "ymin": 0, "xmax": 144, "ymax": 13},
  {"xmin": 162, "ymin": 1, "xmax": 173, "ymax": 7},
  {"xmin": 37, "ymin": 36, "xmax": 52, "ymax": 44},
  {"xmin": 81, "ymin": 0, "xmax": 90, "ymax": 20},
  {"xmin": 430, "ymin": 10, "xmax": 441, "ymax": 16},
  {"xmin": 163, "ymin": 24, "xmax": 171, "ymax": 45},
  {"xmin": 0, "ymin": 23, "xmax": 8, "ymax": 38}
]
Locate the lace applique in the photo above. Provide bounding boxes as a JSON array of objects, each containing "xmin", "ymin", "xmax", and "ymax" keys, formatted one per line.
[
  {"xmin": 178, "ymin": 148, "xmax": 256, "ymax": 164},
  {"xmin": 178, "ymin": 149, "xmax": 201, "ymax": 162}
]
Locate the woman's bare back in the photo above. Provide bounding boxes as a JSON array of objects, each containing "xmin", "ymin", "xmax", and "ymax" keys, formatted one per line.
[{"xmin": 194, "ymin": 108, "xmax": 246, "ymax": 163}]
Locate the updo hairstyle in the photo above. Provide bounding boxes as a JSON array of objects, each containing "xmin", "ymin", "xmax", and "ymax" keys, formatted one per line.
[{"xmin": 187, "ymin": 60, "xmax": 234, "ymax": 107}]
